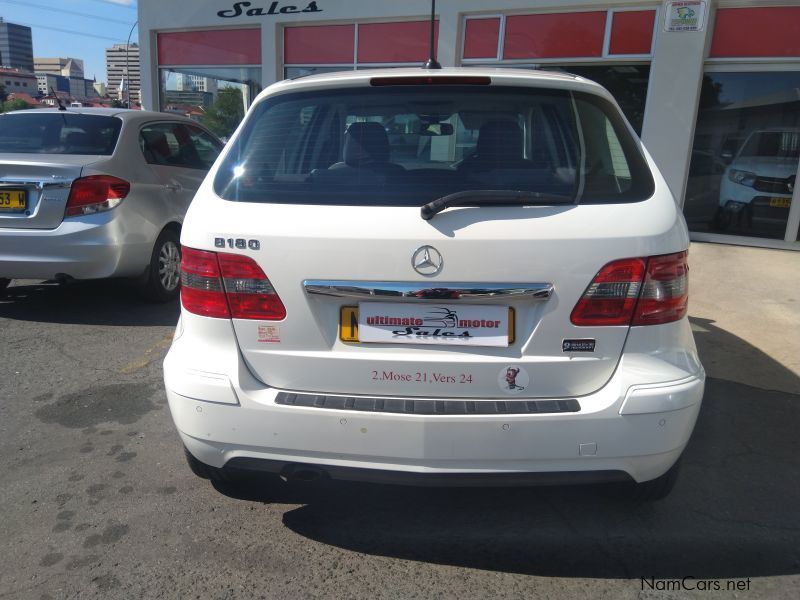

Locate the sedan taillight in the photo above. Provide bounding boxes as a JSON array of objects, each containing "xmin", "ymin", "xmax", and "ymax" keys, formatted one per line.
[
  {"xmin": 180, "ymin": 247, "xmax": 286, "ymax": 320},
  {"xmin": 571, "ymin": 251, "xmax": 688, "ymax": 327},
  {"xmin": 65, "ymin": 175, "xmax": 130, "ymax": 217}
]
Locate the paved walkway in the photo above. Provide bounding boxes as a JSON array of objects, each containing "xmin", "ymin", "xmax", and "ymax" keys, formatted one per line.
[{"xmin": 689, "ymin": 242, "xmax": 800, "ymax": 395}]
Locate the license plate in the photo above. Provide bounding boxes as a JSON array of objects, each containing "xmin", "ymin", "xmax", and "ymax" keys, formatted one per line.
[
  {"xmin": 340, "ymin": 303, "xmax": 515, "ymax": 347},
  {"xmin": 0, "ymin": 189, "xmax": 27, "ymax": 212},
  {"xmin": 769, "ymin": 197, "xmax": 791, "ymax": 209}
]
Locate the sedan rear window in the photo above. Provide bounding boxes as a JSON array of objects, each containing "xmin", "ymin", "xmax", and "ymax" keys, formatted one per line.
[
  {"xmin": 214, "ymin": 85, "xmax": 654, "ymax": 206},
  {"xmin": 0, "ymin": 113, "xmax": 122, "ymax": 155}
]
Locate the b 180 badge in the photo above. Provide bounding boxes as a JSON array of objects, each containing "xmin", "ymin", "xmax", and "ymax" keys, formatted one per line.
[{"xmin": 215, "ymin": 237, "xmax": 260, "ymax": 250}]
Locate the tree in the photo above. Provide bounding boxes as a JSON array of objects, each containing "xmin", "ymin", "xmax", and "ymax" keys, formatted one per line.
[
  {"xmin": 202, "ymin": 87, "xmax": 245, "ymax": 139},
  {"xmin": 1, "ymin": 98, "xmax": 32, "ymax": 113},
  {"xmin": 0, "ymin": 83, "xmax": 7, "ymax": 103}
]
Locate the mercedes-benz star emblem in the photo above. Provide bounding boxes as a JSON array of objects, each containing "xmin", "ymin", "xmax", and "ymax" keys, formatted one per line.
[{"xmin": 412, "ymin": 245, "xmax": 443, "ymax": 276}]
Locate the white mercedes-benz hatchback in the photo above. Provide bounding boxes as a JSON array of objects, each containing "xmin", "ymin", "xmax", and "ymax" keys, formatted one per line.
[{"xmin": 164, "ymin": 68, "xmax": 705, "ymax": 500}]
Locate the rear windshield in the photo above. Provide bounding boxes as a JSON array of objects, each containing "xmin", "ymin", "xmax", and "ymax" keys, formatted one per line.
[
  {"xmin": 0, "ymin": 113, "xmax": 122, "ymax": 155},
  {"xmin": 214, "ymin": 85, "xmax": 654, "ymax": 205}
]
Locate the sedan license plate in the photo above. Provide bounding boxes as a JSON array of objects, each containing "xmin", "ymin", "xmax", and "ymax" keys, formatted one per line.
[
  {"xmin": 0, "ymin": 189, "xmax": 27, "ymax": 212},
  {"xmin": 340, "ymin": 303, "xmax": 515, "ymax": 347},
  {"xmin": 769, "ymin": 197, "xmax": 791, "ymax": 209}
]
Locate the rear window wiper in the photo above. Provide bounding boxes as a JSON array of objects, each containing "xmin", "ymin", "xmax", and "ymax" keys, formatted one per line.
[{"xmin": 420, "ymin": 189, "xmax": 574, "ymax": 220}]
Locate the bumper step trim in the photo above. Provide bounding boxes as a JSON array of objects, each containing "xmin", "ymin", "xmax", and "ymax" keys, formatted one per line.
[{"xmin": 275, "ymin": 392, "xmax": 580, "ymax": 415}]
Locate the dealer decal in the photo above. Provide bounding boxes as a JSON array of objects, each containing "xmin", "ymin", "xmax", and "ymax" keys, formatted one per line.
[{"xmin": 358, "ymin": 302, "xmax": 510, "ymax": 347}]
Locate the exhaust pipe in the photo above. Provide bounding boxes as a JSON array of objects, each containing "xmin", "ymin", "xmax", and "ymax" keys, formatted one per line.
[{"xmin": 281, "ymin": 464, "xmax": 326, "ymax": 483}]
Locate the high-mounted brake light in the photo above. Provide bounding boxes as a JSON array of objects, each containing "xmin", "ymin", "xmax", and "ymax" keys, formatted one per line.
[
  {"xmin": 65, "ymin": 175, "xmax": 130, "ymax": 217},
  {"xmin": 570, "ymin": 252, "xmax": 689, "ymax": 327},
  {"xmin": 180, "ymin": 247, "xmax": 286, "ymax": 320},
  {"xmin": 370, "ymin": 76, "xmax": 491, "ymax": 86}
]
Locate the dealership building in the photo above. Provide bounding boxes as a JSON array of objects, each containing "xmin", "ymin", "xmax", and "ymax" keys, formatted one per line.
[{"xmin": 138, "ymin": 0, "xmax": 800, "ymax": 250}]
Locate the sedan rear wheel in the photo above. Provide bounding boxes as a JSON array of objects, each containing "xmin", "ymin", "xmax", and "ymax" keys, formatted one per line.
[{"xmin": 141, "ymin": 229, "xmax": 181, "ymax": 302}]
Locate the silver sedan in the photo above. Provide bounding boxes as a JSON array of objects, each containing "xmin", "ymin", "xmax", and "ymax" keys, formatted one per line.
[{"xmin": 0, "ymin": 108, "xmax": 222, "ymax": 301}]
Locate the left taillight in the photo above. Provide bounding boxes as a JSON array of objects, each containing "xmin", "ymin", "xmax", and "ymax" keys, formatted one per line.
[
  {"xmin": 65, "ymin": 175, "xmax": 130, "ymax": 217},
  {"xmin": 180, "ymin": 247, "xmax": 286, "ymax": 320}
]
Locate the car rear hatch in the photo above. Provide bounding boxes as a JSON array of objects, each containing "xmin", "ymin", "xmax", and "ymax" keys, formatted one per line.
[
  {"xmin": 181, "ymin": 76, "xmax": 685, "ymax": 400},
  {"xmin": 0, "ymin": 112, "xmax": 122, "ymax": 229},
  {"xmin": 0, "ymin": 157, "xmax": 86, "ymax": 229}
]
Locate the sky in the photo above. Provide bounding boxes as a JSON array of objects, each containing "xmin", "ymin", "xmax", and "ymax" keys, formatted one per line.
[{"xmin": 0, "ymin": 0, "xmax": 139, "ymax": 84}]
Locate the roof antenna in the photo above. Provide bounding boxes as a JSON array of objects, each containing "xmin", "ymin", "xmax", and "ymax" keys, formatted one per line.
[
  {"xmin": 50, "ymin": 87, "xmax": 67, "ymax": 111},
  {"xmin": 422, "ymin": 0, "xmax": 441, "ymax": 69}
]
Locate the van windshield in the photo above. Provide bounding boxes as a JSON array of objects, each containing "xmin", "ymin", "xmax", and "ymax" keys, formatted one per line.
[
  {"xmin": 0, "ymin": 113, "xmax": 122, "ymax": 155},
  {"xmin": 214, "ymin": 85, "xmax": 653, "ymax": 206},
  {"xmin": 739, "ymin": 131, "xmax": 800, "ymax": 159}
]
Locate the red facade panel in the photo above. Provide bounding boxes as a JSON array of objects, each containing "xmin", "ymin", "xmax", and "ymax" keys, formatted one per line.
[
  {"xmin": 284, "ymin": 24, "xmax": 355, "ymax": 64},
  {"xmin": 357, "ymin": 21, "xmax": 439, "ymax": 63},
  {"xmin": 609, "ymin": 10, "xmax": 655, "ymax": 55},
  {"xmin": 157, "ymin": 29, "xmax": 261, "ymax": 66},
  {"xmin": 463, "ymin": 18, "xmax": 501, "ymax": 59},
  {"xmin": 503, "ymin": 12, "xmax": 607, "ymax": 59},
  {"xmin": 710, "ymin": 7, "xmax": 800, "ymax": 57}
]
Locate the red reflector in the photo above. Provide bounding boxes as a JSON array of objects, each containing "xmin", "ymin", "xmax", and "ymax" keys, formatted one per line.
[
  {"xmin": 632, "ymin": 251, "xmax": 689, "ymax": 326},
  {"xmin": 570, "ymin": 258, "xmax": 646, "ymax": 326},
  {"xmin": 370, "ymin": 76, "xmax": 491, "ymax": 86},
  {"xmin": 65, "ymin": 175, "xmax": 130, "ymax": 217}
]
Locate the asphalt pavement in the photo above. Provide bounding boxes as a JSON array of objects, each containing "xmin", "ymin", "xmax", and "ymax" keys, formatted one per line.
[{"xmin": 0, "ymin": 246, "xmax": 798, "ymax": 599}]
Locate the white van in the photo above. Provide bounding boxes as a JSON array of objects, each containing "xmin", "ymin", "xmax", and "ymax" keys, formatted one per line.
[{"xmin": 163, "ymin": 68, "xmax": 705, "ymax": 500}]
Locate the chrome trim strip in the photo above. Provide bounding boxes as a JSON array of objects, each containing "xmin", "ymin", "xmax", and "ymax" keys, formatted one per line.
[
  {"xmin": 0, "ymin": 179, "xmax": 73, "ymax": 190},
  {"xmin": 303, "ymin": 280, "xmax": 553, "ymax": 301}
]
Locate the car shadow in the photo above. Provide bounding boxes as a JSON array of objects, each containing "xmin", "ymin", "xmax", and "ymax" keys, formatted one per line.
[
  {"xmin": 0, "ymin": 279, "xmax": 179, "ymax": 326},
  {"xmin": 212, "ymin": 316, "xmax": 800, "ymax": 579}
]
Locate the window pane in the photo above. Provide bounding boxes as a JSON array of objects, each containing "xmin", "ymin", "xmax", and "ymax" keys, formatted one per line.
[
  {"xmin": 214, "ymin": 86, "xmax": 653, "ymax": 206},
  {"xmin": 0, "ymin": 113, "xmax": 121, "ymax": 155},
  {"xmin": 159, "ymin": 67, "xmax": 261, "ymax": 140},
  {"xmin": 684, "ymin": 71, "xmax": 800, "ymax": 240},
  {"xmin": 539, "ymin": 65, "xmax": 650, "ymax": 135},
  {"xmin": 140, "ymin": 123, "xmax": 207, "ymax": 169}
]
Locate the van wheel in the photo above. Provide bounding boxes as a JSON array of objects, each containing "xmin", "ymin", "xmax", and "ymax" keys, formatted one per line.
[
  {"xmin": 141, "ymin": 229, "xmax": 181, "ymax": 302},
  {"xmin": 628, "ymin": 459, "xmax": 682, "ymax": 502}
]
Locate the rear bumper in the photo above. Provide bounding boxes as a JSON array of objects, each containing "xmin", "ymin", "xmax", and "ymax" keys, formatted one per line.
[
  {"xmin": 0, "ymin": 211, "xmax": 152, "ymax": 280},
  {"xmin": 164, "ymin": 319, "xmax": 705, "ymax": 484}
]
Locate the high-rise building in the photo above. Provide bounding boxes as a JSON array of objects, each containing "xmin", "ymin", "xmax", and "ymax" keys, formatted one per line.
[
  {"xmin": 105, "ymin": 43, "xmax": 140, "ymax": 102},
  {"xmin": 175, "ymin": 74, "xmax": 217, "ymax": 95},
  {"xmin": 0, "ymin": 18, "xmax": 34, "ymax": 73},
  {"xmin": 34, "ymin": 57, "xmax": 85, "ymax": 79}
]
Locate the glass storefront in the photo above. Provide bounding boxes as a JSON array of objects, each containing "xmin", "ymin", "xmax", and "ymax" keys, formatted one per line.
[
  {"xmin": 539, "ymin": 65, "xmax": 650, "ymax": 135},
  {"xmin": 684, "ymin": 71, "xmax": 800, "ymax": 240},
  {"xmin": 159, "ymin": 67, "xmax": 262, "ymax": 140}
]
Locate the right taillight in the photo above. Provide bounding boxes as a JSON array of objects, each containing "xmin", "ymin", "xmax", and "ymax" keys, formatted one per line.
[
  {"xmin": 632, "ymin": 251, "xmax": 689, "ymax": 326},
  {"xmin": 180, "ymin": 247, "xmax": 286, "ymax": 320},
  {"xmin": 570, "ymin": 251, "xmax": 688, "ymax": 327}
]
